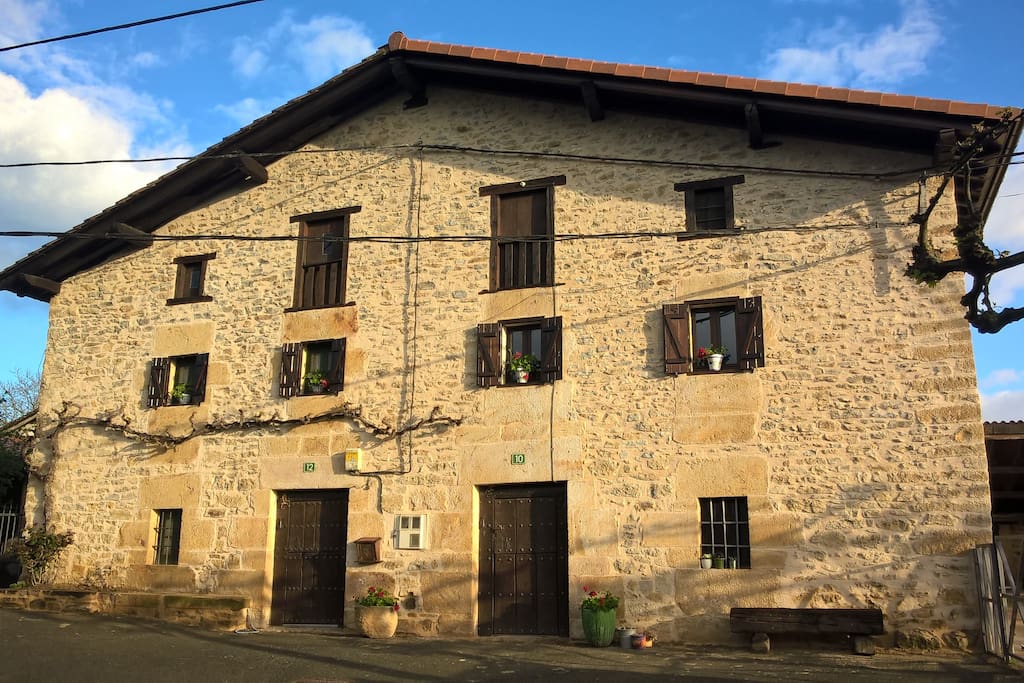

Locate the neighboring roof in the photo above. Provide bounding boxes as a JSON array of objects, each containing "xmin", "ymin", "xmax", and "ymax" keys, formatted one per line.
[
  {"xmin": 986, "ymin": 421, "xmax": 1024, "ymax": 437},
  {"xmin": 0, "ymin": 410, "xmax": 37, "ymax": 436},
  {"xmin": 2, "ymin": 31, "xmax": 1020, "ymax": 302}
]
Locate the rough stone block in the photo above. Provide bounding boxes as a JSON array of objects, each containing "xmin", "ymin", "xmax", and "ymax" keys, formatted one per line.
[
  {"xmin": 751, "ymin": 632, "xmax": 770, "ymax": 653},
  {"xmin": 853, "ymin": 635, "xmax": 875, "ymax": 655}
]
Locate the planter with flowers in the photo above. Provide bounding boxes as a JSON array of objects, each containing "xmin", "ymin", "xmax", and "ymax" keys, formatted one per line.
[
  {"xmin": 303, "ymin": 371, "xmax": 330, "ymax": 394},
  {"xmin": 506, "ymin": 352, "xmax": 538, "ymax": 384},
  {"xmin": 170, "ymin": 383, "xmax": 192, "ymax": 405},
  {"xmin": 354, "ymin": 586, "xmax": 400, "ymax": 639},
  {"xmin": 697, "ymin": 345, "xmax": 729, "ymax": 372},
  {"xmin": 580, "ymin": 586, "xmax": 619, "ymax": 647}
]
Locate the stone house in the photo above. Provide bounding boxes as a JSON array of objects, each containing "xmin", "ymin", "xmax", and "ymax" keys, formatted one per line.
[{"xmin": 0, "ymin": 32, "xmax": 1019, "ymax": 644}]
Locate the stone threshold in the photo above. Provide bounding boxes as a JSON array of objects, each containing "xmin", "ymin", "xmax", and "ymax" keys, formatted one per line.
[{"xmin": 0, "ymin": 587, "xmax": 250, "ymax": 630}]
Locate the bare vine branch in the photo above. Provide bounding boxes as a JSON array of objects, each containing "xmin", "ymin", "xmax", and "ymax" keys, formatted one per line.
[{"xmin": 905, "ymin": 108, "xmax": 1024, "ymax": 333}]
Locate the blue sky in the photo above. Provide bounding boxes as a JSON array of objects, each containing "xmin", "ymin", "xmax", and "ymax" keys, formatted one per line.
[{"xmin": 0, "ymin": 0, "xmax": 1022, "ymax": 419}]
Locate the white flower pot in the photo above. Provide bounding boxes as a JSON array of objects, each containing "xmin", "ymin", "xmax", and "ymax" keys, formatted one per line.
[
  {"xmin": 707, "ymin": 354, "xmax": 724, "ymax": 371},
  {"xmin": 700, "ymin": 557, "xmax": 712, "ymax": 569},
  {"xmin": 511, "ymin": 369, "xmax": 529, "ymax": 383}
]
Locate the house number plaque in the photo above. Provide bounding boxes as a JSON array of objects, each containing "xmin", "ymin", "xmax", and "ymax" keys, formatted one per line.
[
  {"xmin": 303, "ymin": 462, "xmax": 315, "ymax": 473},
  {"xmin": 510, "ymin": 453, "xmax": 526, "ymax": 465}
]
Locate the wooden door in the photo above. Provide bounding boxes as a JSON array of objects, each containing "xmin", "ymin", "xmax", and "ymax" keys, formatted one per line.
[
  {"xmin": 478, "ymin": 483, "xmax": 568, "ymax": 636},
  {"xmin": 270, "ymin": 489, "xmax": 348, "ymax": 625}
]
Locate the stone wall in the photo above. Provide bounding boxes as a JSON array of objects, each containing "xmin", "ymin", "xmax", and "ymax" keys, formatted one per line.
[{"xmin": 26, "ymin": 86, "xmax": 988, "ymax": 644}]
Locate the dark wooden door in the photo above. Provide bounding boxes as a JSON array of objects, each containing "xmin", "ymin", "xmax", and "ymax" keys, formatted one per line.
[
  {"xmin": 270, "ymin": 489, "xmax": 348, "ymax": 625},
  {"xmin": 478, "ymin": 483, "xmax": 568, "ymax": 636}
]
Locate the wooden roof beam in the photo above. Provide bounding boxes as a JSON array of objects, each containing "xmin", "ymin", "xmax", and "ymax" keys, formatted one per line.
[
  {"xmin": 580, "ymin": 81, "xmax": 605, "ymax": 122},
  {"xmin": 390, "ymin": 57, "xmax": 427, "ymax": 109},
  {"xmin": 235, "ymin": 153, "xmax": 268, "ymax": 185},
  {"xmin": 107, "ymin": 222, "xmax": 155, "ymax": 246},
  {"xmin": 21, "ymin": 274, "xmax": 60, "ymax": 296}
]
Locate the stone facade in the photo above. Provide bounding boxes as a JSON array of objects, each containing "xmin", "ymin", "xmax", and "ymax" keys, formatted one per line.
[{"xmin": 24, "ymin": 84, "xmax": 989, "ymax": 644}]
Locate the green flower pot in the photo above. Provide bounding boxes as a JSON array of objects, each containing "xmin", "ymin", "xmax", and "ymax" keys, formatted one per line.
[{"xmin": 581, "ymin": 607, "xmax": 617, "ymax": 647}]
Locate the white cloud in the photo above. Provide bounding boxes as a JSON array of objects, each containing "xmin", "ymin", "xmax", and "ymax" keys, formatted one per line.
[
  {"xmin": 287, "ymin": 16, "xmax": 374, "ymax": 83},
  {"xmin": 0, "ymin": 0, "xmax": 53, "ymax": 46},
  {"xmin": 214, "ymin": 96, "xmax": 284, "ymax": 126},
  {"xmin": 981, "ymin": 368, "xmax": 1022, "ymax": 389},
  {"xmin": 229, "ymin": 14, "xmax": 373, "ymax": 83},
  {"xmin": 0, "ymin": 74, "xmax": 184, "ymax": 238},
  {"xmin": 982, "ymin": 390, "xmax": 1024, "ymax": 422},
  {"xmin": 986, "ymin": 161, "xmax": 1024, "ymax": 253},
  {"xmin": 761, "ymin": 0, "xmax": 941, "ymax": 87}
]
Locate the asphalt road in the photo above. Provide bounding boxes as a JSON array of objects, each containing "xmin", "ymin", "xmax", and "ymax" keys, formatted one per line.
[{"xmin": 0, "ymin": 608, "xmax": 1020, "ymax": 682}]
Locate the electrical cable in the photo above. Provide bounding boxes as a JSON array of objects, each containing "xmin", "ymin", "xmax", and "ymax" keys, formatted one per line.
[{"xmin": 0, "ymin": 0, "xmax": 265, "ymax": 53}]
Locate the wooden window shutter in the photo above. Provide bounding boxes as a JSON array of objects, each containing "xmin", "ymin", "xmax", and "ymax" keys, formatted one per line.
[
  {"xmin": 279, "ymin": 343, "xmax": 301, "ymax": 397},
  {"xmin": 663, "ymin": 304, "xmax": 691, "ymax": 375},
  {"xmin": 192, "ymin": 353, "xmax": 210, "ymax": 403},
  {"xmin": 148, "ymin": 357, "xmax": 170, "ymax": 408},
  {"xmin": 735, "ymin": 296, "xmax": 765, "ymax": 370},
  {"xmin": 327, "ymin": 338, "xmax": 347, "ymax": 392},
  {"xmin": 476, "ymin": 323, "xmax": 501, "ymax": 388},
  {"xmin": 538, "ymin": 316, "xmax": 563, "ymax": 383}
]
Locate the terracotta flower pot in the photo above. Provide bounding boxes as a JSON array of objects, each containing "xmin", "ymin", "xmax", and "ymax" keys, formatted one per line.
[{"xmin": 355, "ymin": 604, "xmax": 399, "ymax": 639}]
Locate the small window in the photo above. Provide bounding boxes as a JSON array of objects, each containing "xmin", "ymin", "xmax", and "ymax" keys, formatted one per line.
[
  {"xmin": 153, "ymin": 508, "xmax": 182, "ymax": 565},
  {"xmin": 663, "ymin": 297, "xmax": 764, "ymax": 375},
  {"xmin": 480, "ymin": 175, "xmax": 565, "ymax": 291},
  {"xmin": 674, "ymin": 175, "xmax": 744, "ymax": 232},
  {"xmin": 476, "ymin": 316, "xmax": 562, "ymax": 387},
  {"xmin": 396, "ymin": 515, "xmax": 427, "ymax": 550},
  {"xmin": 699, "ymin": 497, "xmax": 750, "ymax": 569},
  {"xmin": 167, "ymin": 253, "xmax": 215, "ymax": 304},
  {"xmin": 147, "ymin": 353, "xmax": 209, "ymax": 408},
  {"xmin": 290, "ymin": 207, "xmax": 360, "ymax": 310},
  {"xmin": 279, "ymin": 339, "xmax": 346, "ymax": 397}
]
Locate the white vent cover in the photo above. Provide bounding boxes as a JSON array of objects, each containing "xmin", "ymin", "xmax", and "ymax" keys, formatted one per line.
[{"xmin": 395, "ymin": 514, "xmax": 428, "ymax": 550}]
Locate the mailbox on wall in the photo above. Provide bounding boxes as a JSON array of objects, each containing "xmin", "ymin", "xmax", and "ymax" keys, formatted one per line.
[{"xmin": 354, "ymin": 537, "xmax": 382, "ymax": 564}]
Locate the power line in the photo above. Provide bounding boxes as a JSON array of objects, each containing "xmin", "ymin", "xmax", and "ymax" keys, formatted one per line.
[
  {"xmin": 0, "ymin": 0, "xmax": 265, "ymax": 53},
  {"xmin": 0, "ymin": 223, "xmax": 909, "ymax": 245},
  {"xmin": 0, "ymin": 142, "xmax": 930, "ymax": 181}
]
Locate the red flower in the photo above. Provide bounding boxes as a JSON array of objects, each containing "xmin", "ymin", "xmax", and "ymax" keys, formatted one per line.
[
  {"xmin": 582, "ymin": 585, "xmax": 589, "ymax": 592},
  {"xmin": 368, "ymin": 586, "xmax": 376, "ymax": 592},
  {"xmin": 589, "ymin": 591, "xmax": 597, "ymax": 597},
  {"xmin": 392, "ymin": 604, "xmax": 400, "ymax": 612}
]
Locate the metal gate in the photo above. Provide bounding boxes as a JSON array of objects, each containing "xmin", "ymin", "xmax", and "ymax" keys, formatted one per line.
[
  {"xmin": 0, "ymin": 501, "xmax": 21, "ymax": 551},
  {"xmin": 270, "ymin": 489, "xmax": 348, "ymax": 626},
  {"xmin": 478, "ymin": 483, "xmax": 568, "ymax": 636},
  {"xmin": 974, "ymin": 540, "xmax": 1024, "ymax": 662}
]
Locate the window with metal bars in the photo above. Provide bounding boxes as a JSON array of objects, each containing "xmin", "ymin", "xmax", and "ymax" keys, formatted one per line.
[
  {"xmin": 674, "ymin": 175, "xmax": 744, "ymax": 232},
  {"xmin": 699, "ymin": 497, "xmax": 750, "ymax": 569},
  {"xmin": 153, "ymin": 509, "xmax": 182, "ymax": 565}
]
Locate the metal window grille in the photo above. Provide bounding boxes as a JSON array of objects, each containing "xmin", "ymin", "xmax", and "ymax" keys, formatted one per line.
[
  {"xmin": 0, "ymin": 501, "xmax": 22, "ymax": 552},
  {"xmin": 153, "ymin": 509, "xmax": 182, "ymax": 565},
  {"xmin": 699, "ymin": 497, "xmax": 750, "ymax": 568}
]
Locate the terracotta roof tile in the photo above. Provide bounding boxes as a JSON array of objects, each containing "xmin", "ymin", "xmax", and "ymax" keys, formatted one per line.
[
  {"xmin": 614, "ymin": 64, "xmax": 644, "ymax": 78},
  {"xmin": 879, "ymin": 94, "xmax": 916, "ymax": 109},
  {"xmin": 589, "ymin": 60, "xmax": 619, "ymax": 76},
  {"xmin": 644, "ymin": 66, "xmax": 671, "ymax": 81},
  {"xmin": 845, "ymin": 90, "xmax": 884, "ymax": 106},
  {"xmin": 725, "ymin": 76, "xmax": 756, "ymax": 90},
  {"xmin": 785, "ymin": 83, "xmax": 819, "ymax": 98},
  {"xmin": 516, "ymin": 52, "xmax": 545, "ymax": 66},
  {"xmin": 751, "ymin": 80, "xmax": 788, "ymax": 95},
  {"xmin": 815, "ymin": 87, "xmax": 850, "ymax": 102},
  {"xmin": 385, "ymin": 31, "xmax": 1016, "ymax": 119}
]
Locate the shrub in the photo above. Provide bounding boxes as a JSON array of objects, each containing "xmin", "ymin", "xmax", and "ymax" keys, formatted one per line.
[{"xmin": 8, "ymin": 526, "xmax": 74, "ymax": 586}]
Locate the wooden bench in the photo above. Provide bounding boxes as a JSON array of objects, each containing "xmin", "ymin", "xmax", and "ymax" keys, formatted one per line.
[{"xmin": 730, "ymin": 607, "xmax": 884, "ymax": 655}]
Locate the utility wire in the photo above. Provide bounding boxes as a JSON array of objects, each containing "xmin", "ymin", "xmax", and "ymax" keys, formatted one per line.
[
  {"xmin": 0, "ymin": 142, "xmax": 931, "ymax": 181},
  {"xmin": 0, "ymin": 0, "xmax": 265, "ymax": 53},
  {"xmin": 0, "ymin": 223, "xmax": 910, "ymax": 244}
]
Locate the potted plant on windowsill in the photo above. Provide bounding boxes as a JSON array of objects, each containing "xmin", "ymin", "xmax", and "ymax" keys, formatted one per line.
[
  {"xmin": 303, "ymin": 371, "xmax": 329, "ymax": 394},
  {"xmin": 170, "ymin": 383, "xmax": 192, "ymax": 405},
  {"xmin": 580, "ymin": 585, "xmax": 620, "ymax": 647},
  {"xmin": 506, "ymin": 352, "xmax": 538, "ymax": 384},
  {"xmin": 700, "ymin": 553, "xmax": 713, "ymax": 569},
  {"xmin": 697, "ymin": 345, "xmax": 729, "ymax": 372},
  {"xmin": 354, "ymin": 586, "xmax": 400, "ymax": 639}
]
